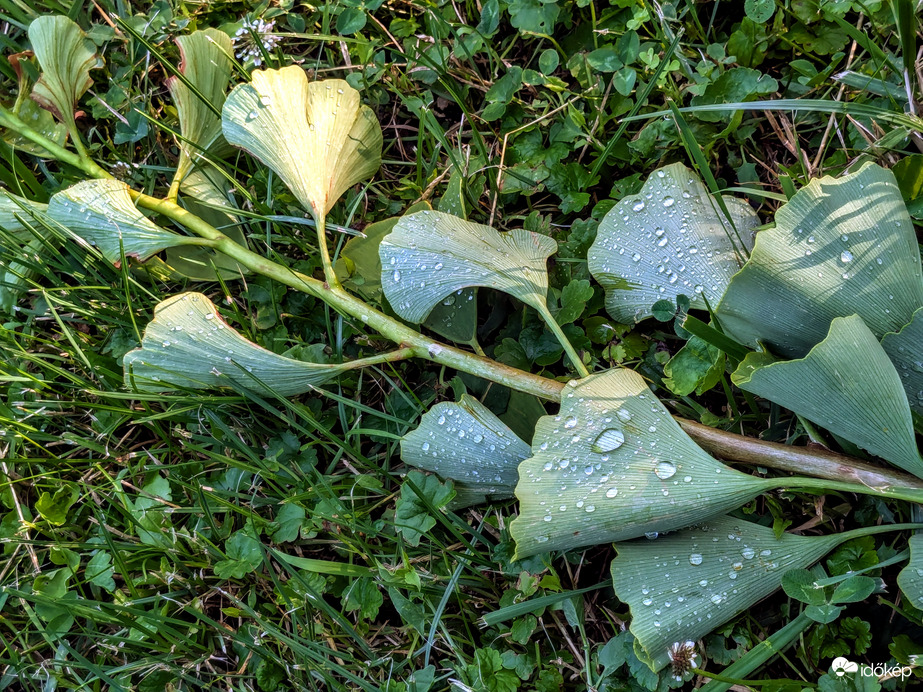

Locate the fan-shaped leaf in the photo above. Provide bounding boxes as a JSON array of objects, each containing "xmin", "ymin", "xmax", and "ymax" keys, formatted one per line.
[
  {"xmin": 716, "ymin": 162, "xmax": 923, "ymax": 358},
  {"xmin": 28, "ymin": 16, "xmax": 99, "ymax": 130},
  {"xmin": 48, "ymin": 179, "xmax": 199, "ymax": 265},
  {"xmin": 168, "ymin": 29, "xmax": 234, "ymax": 183},
  {"xmin": 897, "ymin": 533, "xmax": 923, "ymax": 610},
  {"xmin": 611, "ymin": 515, "xmax": 842, "ymax": 671},
  {"xmin": 587, "ymin": 163, "xmax": 757, "ymax": 323},
  {"xmin": 165, "ymin": 167, "xmax": 249, "ymax": 280},
  {"xmin": 881, "ymin": 307, "xmax": 923, "ymax": 416},
  {"xmin": 510, "ymin": 368, "xmax": 776, "ymax": 559},
  {"xmin": 401, "ymin": 394, "xmax": 531, "ymax": 503},
  {"xmin": 732, "ymin": 315, "xmax": 923, "ymax": 478},
  {"xmin": 123, "ymin": 292, "xmax": 351, "ymax": 394},
  {"xmin": 379, "ymin": 210, "xmax": 557, "ymax": 323},
  {"xmin": 222, "ymin": 67, "xmax": 383, "ymax": 220}
]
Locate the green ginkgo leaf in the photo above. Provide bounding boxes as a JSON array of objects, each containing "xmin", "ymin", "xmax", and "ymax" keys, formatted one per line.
[
  {"xmin": 401, "ymin": 394, "xmax": 531, "ymax": 502},
  {"xmin": 123, "ymin": 292, "xmax": 354, "ymax": 394},
  {"xmin": 610, "ymin": 515, "xmax": 845, "ymax": 672},
  {"xmin": 47, "ymin": 179, "xmax": 202, "ymax": 265},
  {"xmin": 587, "ymin": 163, "xmax": 757, "ymax": 323},
  {"xmin": 717, "ymin": 162, "xmax": 923, "ymax": 358},
  {"xmin": 881, "ymin": 307, "xmax": 923, "ymax": 416},
  {"xmin": 4, "ymin": 51, "xmax": 68, "ymax": 156},
  {"xmin": 732, "ymin": 315, "xmax": 923, "ymax": 478},
  {"xmin": 165, "ymin": 167, "xmax": 250, "ymax": 280},
  {"xmin": 168, "ymin": 29, "xmax": 234, "ymax": 184},
  {"xmin": 222, "ymin": 67, "xmax": 383, "ymax": 221},
  {"xmin": 510, "ymin": 368, "xmax": 777, "ymax": 559},
  {"xmin": 379, "ymin": 210, "xmax": 557, "ymax": 323},
  {"xmin": 897, "ymin": 533, "xmax": 923, "ymax": 611},
  {"xmin": 28, "ymin": 16, "xmax": 99, "ymax": 131}
]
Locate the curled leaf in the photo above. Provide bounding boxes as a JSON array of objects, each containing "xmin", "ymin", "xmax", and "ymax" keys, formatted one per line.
[
  {"xmin": 168, "ymin": 29, "xmax": 234, "ymax": 183},
  {"xmin": 47, "ymin": 179, "xmax": 197, "ymax": 265},
  {"xmin": 379, "ymin": 210, "xmax": 557, "ymax": 323},
  {"xmin": 222, "ymin": 67, "xmax": 383, "ymax": 220},
  {"xmin": 28, "ymin": 16, "xmax": 99, "ymax": 130},
  {"xmin": 123, "ymin": 292, "xmax": 354, "ymax": 394},
  {"xmin": 401, "ymin": 394, "xmax": 530, "ymax": 504}
]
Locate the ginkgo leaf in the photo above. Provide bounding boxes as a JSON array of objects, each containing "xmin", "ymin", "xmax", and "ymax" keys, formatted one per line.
[
  {"xmin": 168, "ymin": 29, "xmax": 234, "ymax": 184},
  {"xmin": 28, "ymin": 16, "xmax": 99, "ymax": 131},
  {"xmin": 222, "ymin": 67, "xmax": 383, "ymax": 220},
  {"xmin": 4, "ymin": 51, "xmax": 68, "ymax": 156},
  {"xmin": 510, "ymin": 368, "xmax": 776, "ymax": 559},
  {"xmin": 123, "ymin": 292, "xmax": 353, "ymax": 394},
  {"xmin": 165, "ymin": 167, "xmax": 249, "ymax": 280},
  {"xmin": 611, "ymin": 515, "xmax": 844, "ymax": 672},
  {"xmin": 401, "ymin": 394, "xmax": 531, "ymax": 500},
  {"xmin": 897, "ymin": 533, "xmax": 923, "ymax": 611},
  {"xmin": 379, "ymin": 210, "xmax": 557, "ymax": 324},
  {"xmin": 716, "ymin": 162, "xmax": 923, "ymax": 358},
  {"xmin": 47, "ymin": 179, "xmax": 202, "ymax": 265},
  {"xmin": 881, "ymin": 307, "xmax": 923, "ymax": 416},
  {"xmin": 587, "ymin": 163, "xmax": 757, "ymax": 323},
  {"xmin": 336, "ymin": 201, "xmax": 432, "ymax": 302},
  {"xmin": 0, "ymin": 190, "xmax": 47, "ymax": 241},
  {"xmin": 732, "ymin": 315, "xmax": 923, "ymax": 479}
]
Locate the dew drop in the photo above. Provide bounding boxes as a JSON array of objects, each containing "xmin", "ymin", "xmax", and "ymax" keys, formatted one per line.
[
  {"xmin": 654, "ymin": 461, "xmax": 677, "ymax": 480},
  {"xmin": 563, "ymin": 416, "xmax": 578, "ymax": 429},
  {"xmin": 840, "ymin": 250, "xmax": 854, "ymax": 263},
  {"xmin": 392, "ymin": 270, "xmax": 401, "ymax": 282},
  {"xmin": 606, "ymin": 487, "xmax": 618, "ymax": 498},
  {"xmin": 591, "ymin": 428, "xmax": 625, "ymax": 453},
  {"xmin": 632, "ymin": 200, "xmax": 646, "ymax": 212},
  {"xmin": 689, "ymin": 554, "xmax": 703, "ymax": 566},
  {"xmin": 663, "ymin": 196, "xmax": 675, "ymax": 207}
]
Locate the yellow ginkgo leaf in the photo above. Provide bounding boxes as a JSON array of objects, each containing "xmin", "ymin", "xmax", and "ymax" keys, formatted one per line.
[{"xmin": 221, "ymin": 66, "xmax": 383, "ymax": 221}]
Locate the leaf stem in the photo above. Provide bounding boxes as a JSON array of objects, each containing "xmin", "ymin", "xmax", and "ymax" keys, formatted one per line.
[
  {"xmin": 536, "ymin": 304, "xmax": 590, "ymax": 377},
  {"xmin": 677, "ymin": 418, "xmax": 923, "ymax": 492},
  {"xmin": 315, "ymin": 214, "xmax": 341, "ymax": 288}
]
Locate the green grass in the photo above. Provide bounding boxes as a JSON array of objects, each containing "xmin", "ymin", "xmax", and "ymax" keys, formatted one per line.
[{"xmin": 1, "ymin": 0, "xmax": 923, "ymax": 691}]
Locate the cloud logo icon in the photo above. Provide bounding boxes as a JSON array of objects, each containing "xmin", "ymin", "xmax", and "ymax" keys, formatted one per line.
[{"xmin": 831, "ymin": 657, "xmax": 859, "ymax": 677}]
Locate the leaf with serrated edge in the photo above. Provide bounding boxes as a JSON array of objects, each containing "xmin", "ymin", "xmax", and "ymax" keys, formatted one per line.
[
  {"xmin": 587, "ymin": 163, "xmax": 757, "ymax": 323},
  {"xmin": 897, "ymin": 534, "xmax": 923, "ymax": 611},
  {"xmin": 611, "ymin": 515, "xmax": 842, "ymax": 671},
  {"xmin": 123, "ymin": 292, "xmax": 350, "ymax": 394},
  {"xmin": 510, "ymin": 368, "xmax": 776, "ymax": 559},
  {"xmin": 401, "ymin": 394, "xmax": 530, "ymax": 499},
  {"xmin": 168, "ymin": 29, "xmax": 234, "ymax": 184},
  {"xmin": 222, "ymin": 67, "xmax": 382, "ymax": 220},
  {"xmin": 881, "ymin": 306, "xmax": 923, "ymax": 416},
  {"xmin": 48, "ymin": 179, "xmax": 198, "ymax": 265},
  {"xmin": 733, "ymin": 315, "xmax": 923, "ymax": 479},
  {"xmin": 28, "ymin": 16, "xmax": 98, "ymax": 130},
  {"xmin": 379, "ymin": 210, "xmax": 557, "ymax": 323},
  {"xmin": 717, "ymin": 162, "xmax": 923, "ymax": 358}
]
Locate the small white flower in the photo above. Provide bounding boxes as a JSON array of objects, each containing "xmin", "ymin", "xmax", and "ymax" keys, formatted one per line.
[
  {"xmin": 668, "ymin": 640, "xmax": 698, "ymax": 682},
  {"xmin": 233, "ymin": 17, "xmax": 283, "ymax": 67}
]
